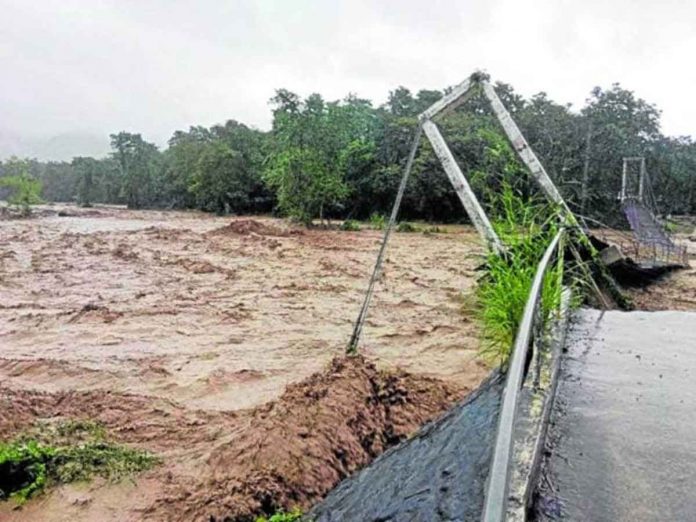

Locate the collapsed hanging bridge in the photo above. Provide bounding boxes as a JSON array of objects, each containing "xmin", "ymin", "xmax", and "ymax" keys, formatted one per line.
[
  {"xmin": 314, "ymin": 73, "xmax": 693, "ymax": 521},
  {"xmin": 613, "ymin": 156, "xmax": 688, "ymax": 269}
]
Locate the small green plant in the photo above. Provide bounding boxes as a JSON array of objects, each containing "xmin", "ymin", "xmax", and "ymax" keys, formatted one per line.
[
  {"xmin": 663, "ymin": 220, "xmax": 678, "ymax": 233},
  {"xmin": 0, "ymin": 419, "xmax": 158, "ymax": 503},
  {"xmin": 368, "ymin": 212, "xmax": 386, "ymax": 230},
  {"xmin": 396, "ymin": 221, "xmax": 417, "ymax": 233},
  {"xmin": 255, "ymin": 507, "xmax": 303, "ymax": 522},
  {"xmin": 340, "ymin": 219, "xmax": 361, "ymax": 231}
]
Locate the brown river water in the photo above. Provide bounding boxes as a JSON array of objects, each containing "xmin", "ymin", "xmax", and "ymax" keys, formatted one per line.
[{"xmin": 0, "ymin": 204, "xmax": 489, "ymax": 520}]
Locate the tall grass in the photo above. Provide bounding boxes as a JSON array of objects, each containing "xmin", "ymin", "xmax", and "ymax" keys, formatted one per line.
[{"xmin": 474, "ymin": 184, "xmax": 566, "ymax": 365}]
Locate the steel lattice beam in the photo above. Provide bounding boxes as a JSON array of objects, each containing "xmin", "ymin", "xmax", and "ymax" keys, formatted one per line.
[{"xmin": 416, "ymin": 74, "xmax": 579, "ymax": 255}]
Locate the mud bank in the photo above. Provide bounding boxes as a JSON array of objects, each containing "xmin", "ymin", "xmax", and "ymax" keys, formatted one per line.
[
  {"xmin": 1, "ymin": 356, "xmax": 461, "ymax": 521},
  {"xmin": 152, "ymin": 355, "xmax": 460, "ymax": 521},
  {"xmin": 624, "ymin": 258, "xmax": 696, "ymax": 310}
]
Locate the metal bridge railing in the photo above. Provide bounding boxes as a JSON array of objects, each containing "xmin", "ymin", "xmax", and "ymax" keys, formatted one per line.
[
  {"xmin": 582, "ymin": 213, "xmax": 688, "ymax": 268},
  {"xmin": 481, "ymin": 229, "xmax": 564, "ymax": 522},
  {"xmin": 612, "ymin": 238, "xmax": 688, "ymax": 267},
  {"xmin": 591, "ymin": 228, "xmax": 688, "ymax": 267}
]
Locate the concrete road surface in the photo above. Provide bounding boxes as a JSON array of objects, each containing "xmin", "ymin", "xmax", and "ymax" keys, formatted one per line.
[{"xmin": 536, "ymin": 309, "xmax": 696, "ymax": 521}]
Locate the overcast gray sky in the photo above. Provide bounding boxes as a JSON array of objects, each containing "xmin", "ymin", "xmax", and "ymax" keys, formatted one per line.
[{"xmin": 2, "ymin": 0, "xmax": 695, "ymax": 160}]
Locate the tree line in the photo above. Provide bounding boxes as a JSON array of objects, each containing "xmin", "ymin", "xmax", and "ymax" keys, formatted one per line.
[{"xmin": 1, "ymin": 76, "xmax": 694, "ymax": 226}]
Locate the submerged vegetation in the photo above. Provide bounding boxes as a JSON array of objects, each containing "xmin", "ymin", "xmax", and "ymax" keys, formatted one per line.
[
  {"xmin": 368, "ymin": 212, "xmax": 386, "ymax": 230},
  {"xmin": 340, "ymin": 218, "xmax": 361, "ymax": 231},
  {"xmin": 396, "ymin": 221, "xmax": 418, "ymax": 233},
  {"xmin": 0, "ymin": 419, "xmax": 158, "ymax": 503}
]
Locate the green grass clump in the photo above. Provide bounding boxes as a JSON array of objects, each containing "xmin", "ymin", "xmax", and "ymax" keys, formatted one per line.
[
  {"xmin": 664, "ymin": 221, "xmax": 678, "ymax": 233},
  {"xmin": 340, "ymin": 219, "xmax": 361, "ymax": 231},
  {"xmin": 256, "ymin": 507, "xmax": 303, "ymax": 522},
  {"xmin": 475, "ymin": 184, "xmax": 566, "ymax": 364},
  {"xmin": 368, "ymin": 212, "xmax": 386, "ymax": 230},
  {"xmin": 49, "ymin": 441, "xmax": 158, "ymax": 484},
  {"xmin": 0, "ymin": 419, "xmax": 159, "ymax": 503}
]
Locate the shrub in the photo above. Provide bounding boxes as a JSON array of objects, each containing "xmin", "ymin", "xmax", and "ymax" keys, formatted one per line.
[
  {"xmin": 0, "ymin": 160, "xmax": 43, "ymax": 216},
  {"xmin": 255, "ymin": 508, "xmax": 303, "ymax": 522},
  {"xmin": 663, "ymin": 220, "xmax": 678, "ymax": 233},
  {"xmin": 0, "ymin": 419, "xmax": 158, "ymax": 503},
  {"xmin": 0, "ymin": 440, "xmax": 53, "ymax": 502},
  {"xmin": 396, "ymin": 221, "xmax": 417, "ymax": 233},
  {"xmin": 368, "ymin": 212, "xmax": 386, "ymax": 230},
  {"xmin": 422, "ymin": 225, "xmax": 445, "ymax": 235},
  {"xmin": 340, "ymin": 219, "xmax": 361, "ymax": 231}
]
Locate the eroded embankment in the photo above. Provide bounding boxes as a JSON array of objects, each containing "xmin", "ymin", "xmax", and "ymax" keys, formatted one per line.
[
  {"xmin": 624, "ymin": 259, "xmax": 696, "ymax": 310},
  {"xmin": 151, "ymin": 355, "xmax": 459, "ymax": 521},
  {"xmin": 1, "ymin": 355, "xmax": 461, "ymax": 521}
]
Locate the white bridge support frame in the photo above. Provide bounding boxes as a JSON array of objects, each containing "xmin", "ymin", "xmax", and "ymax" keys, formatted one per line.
[
  {"xmin": 417, "ymin": 74, "xmax": 577, "ymax": 253},
  {"xmin": 347, "ymin": 73, "xmax": 582, "ymax": 353},
  {"xmin": 422, "ymin": 119, "xmax": 503, "ymax": 253},
  {"xmin": 620, "ymin": 156, "xmax": 647, "ymax": 202}
]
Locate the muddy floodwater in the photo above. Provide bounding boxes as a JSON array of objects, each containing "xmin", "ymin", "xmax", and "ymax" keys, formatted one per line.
[
  {"xmin": 0, "ymin": 205, "xmax": 488, "ymax": 410},
  {"xmin": 0, "ymin": 204, "xmax": 489, "ymax": 520}
]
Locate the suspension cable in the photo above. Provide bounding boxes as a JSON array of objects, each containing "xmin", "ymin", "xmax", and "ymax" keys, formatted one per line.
[{"xmin": 347, "ymin": 123, "xmax": 423, "ymax": 353}]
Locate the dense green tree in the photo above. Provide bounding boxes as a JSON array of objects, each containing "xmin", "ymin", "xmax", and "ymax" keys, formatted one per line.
[
  {"xmin": 37, "ymin": 161, "xmax": 79, "ymax": 203},
  {"xmin": 265, "ymin": 146, "xmax": 347, "ymax": 223},
  {"xmin": 72, "ymin": 156, "xmax": 100, "ymax": 207},
  {"xmin": 210, "ymin": 120, "xmax": 272, "ymax": 212},
  {"xmin": 649, "ymin": 136, "xmax": 696, "ymax": 215},
  {"xmin": 93, "ymin": 157, "xmax": 123, "ymax": 204},
  {"xmin": 162, "ymin": 126, "xmax": 212, "ymax": 208},
  {"xmin": 579, "ymin": 84, "xmax": 663, "ymax": 222},
  {"xmin": 514, "ymin": 93, "xmax": 586, "ymax": 207},
  {"xmin": 109, "ymin": 132, "xmax": 161, "ymax": 209},
  {"xmin": 0, "ymin": 157, "xmax": 42, "ymax": 215},
  {"xmin": 264, "ymin": 91, "xmax": 375, "ymax": 224},
  {"xmin": 189, "ymin": 141, "xmax": 256, "ymax": 214}
]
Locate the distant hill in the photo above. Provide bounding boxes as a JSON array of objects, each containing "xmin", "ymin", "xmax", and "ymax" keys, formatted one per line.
[{"xmin": 0, "ymin": 131, "xmax": 110, "ymax": 162}]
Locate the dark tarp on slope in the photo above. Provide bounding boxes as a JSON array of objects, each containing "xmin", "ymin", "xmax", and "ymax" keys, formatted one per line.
[{"xmin": 308, "ymin": 371, "xmax": 504, "ymax": 522}]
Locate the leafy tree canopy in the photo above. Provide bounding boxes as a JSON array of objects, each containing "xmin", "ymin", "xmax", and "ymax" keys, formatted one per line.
[{"xmin": 3, "ymin": 80, "xmax": 693, "ymax": 225}]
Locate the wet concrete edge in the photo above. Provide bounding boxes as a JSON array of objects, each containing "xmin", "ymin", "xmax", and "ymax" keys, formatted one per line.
[{"xmin": 505, "ymin": 289, "xmax": 572, "ymax": 521}]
